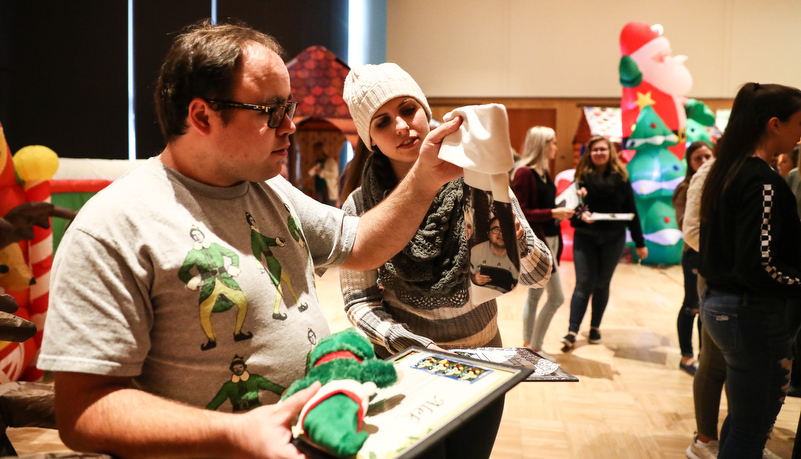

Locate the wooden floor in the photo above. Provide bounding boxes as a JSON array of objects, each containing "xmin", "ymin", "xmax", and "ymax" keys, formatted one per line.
[{"xmin": 7, "ymin": 260, "xmax": 800, "ymax": 458}]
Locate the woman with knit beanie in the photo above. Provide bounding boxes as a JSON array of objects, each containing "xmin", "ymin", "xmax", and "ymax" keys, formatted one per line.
[{"xmin": 340, "ymin": 63, "xmax": 552, "ymax": 459}]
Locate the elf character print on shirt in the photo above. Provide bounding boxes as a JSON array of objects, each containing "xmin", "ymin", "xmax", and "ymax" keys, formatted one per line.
[
  {"xmin": 284, "ymin": 203, "xmax": 308, "ymax": 253},
  {"xmin": 246, "ymin": 211, "xmax": 308, "ymax": 320},
  {"xmin": 206, "ymin": 355, "xmax": 285, "ymax": 413},
  {"xmin": 178, "ymin": 225, "xmax": 252, "ymax": 351},
  {"xmin": 284, "ymin": 202, "xmax": 316, "ymax": 290}
]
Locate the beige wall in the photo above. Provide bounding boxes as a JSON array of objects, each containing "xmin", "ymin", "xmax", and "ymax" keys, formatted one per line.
[
  {"xmin": 385, "ymin": 0, "xmax": 800, "ymax": 173},
  {"xmin": 387, "ymin": 0, "xmax": 801, "ymax": 99}
]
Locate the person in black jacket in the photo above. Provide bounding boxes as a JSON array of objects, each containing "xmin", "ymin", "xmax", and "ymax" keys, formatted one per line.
[
  {"xmin": 561, "ymin": 135, "xmax": 648, "ymax": 351},
  {"xmin": 699, "ymin": 82, "xmax": 801, "ymax": 458}
]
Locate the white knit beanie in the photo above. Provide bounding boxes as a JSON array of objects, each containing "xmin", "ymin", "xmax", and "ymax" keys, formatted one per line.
[{"xmin": 343, "ymin": 63, "xmax": 432, "ymax": 151}]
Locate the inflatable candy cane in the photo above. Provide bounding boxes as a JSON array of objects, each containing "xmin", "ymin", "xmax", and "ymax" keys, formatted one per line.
[{"xmin": 13, "ymin": 146, "xmax": 59, "ymax": 379}]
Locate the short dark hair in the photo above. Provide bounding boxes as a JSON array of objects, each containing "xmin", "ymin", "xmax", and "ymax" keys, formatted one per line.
[{"xmin": 154, "ymin": 19, "xmax": 284, "ymax": 143}]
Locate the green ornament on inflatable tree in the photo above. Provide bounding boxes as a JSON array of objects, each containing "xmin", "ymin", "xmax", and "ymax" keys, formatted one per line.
[{"xmin": 626, "ymin": 105, "xmax": 685, "ymax": 265}]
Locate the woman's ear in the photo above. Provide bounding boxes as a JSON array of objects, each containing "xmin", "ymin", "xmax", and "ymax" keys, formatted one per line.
[
  {"xmin": 767, "ymin": 116, "xmax": 781, "ymax": 134},
  {"xmin": 187, "ymin": 98, "xmax": 214, "ymax": 135}
]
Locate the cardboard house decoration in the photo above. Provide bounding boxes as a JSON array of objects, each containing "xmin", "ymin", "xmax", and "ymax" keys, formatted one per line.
[{"xmin": 286, "ymin": 46, "xmax": 356, "ymax": 193}]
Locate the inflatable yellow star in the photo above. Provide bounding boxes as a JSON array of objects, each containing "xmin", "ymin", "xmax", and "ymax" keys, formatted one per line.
[{"xmin": 634, "ymin": 91, "xmax": 656, "ymax": 109}]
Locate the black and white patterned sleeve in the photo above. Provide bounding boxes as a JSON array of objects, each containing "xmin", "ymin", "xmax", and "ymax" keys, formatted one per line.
[{"xmin": 758, "ymin": 184, "xmax": 801, "ymax": 286}]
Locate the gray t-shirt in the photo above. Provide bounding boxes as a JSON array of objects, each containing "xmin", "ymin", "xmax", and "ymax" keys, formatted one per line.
[{"xmin": 38, "ymin": 159, "xmax": 358, "ymax": 412}]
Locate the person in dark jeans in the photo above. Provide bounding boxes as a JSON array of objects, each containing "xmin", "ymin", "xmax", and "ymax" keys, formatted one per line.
[
  {"xmin": 701, "ymin": 291, "xmax": 791, "ymax": 458},
  {"xmin": 677, "ymin": 249, "xmax": 701, "ymax": 371},
  {"xmin": 561, "ymin": 136, "xmax": 648, "ymax": 351},
  {"xmin": 672, "ymin": 141, "xmax": 714, "ymax": 376},
  {"xmin": 699, "ymin": 82, "xmax": 801, "ymax": 457},
  {"xmin": 567, "ymin": 229, "xmax": 625, "ymax": 338}
]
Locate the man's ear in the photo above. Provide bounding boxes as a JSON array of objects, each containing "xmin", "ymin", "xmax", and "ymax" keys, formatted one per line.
[{"xmin": 187, "ymin": 98, "xmax": 214, "ymax": 135}]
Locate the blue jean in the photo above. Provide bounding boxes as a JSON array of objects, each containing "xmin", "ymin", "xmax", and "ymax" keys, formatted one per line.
[
  {"xmin": 700, "ymin": 288, "xmax": 793, "ymax": 458},
  {"xmin": 567, "ymin": 229, "xmax": 626, "ymax": 334},
  {"xmin": 678, "ymin": 249, "xmax": 702, "ymax": 358}
]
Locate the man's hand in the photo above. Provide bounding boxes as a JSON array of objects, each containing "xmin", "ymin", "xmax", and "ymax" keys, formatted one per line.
[
  {"xmin": 54, "ymin": 372, "xmax": 320, "ymax": 459},
  {"xmin": 471, "ymin": 272, "xmax": 491, "ymax": 286},
  {"xmin": 410, "ymin": 116, "xmax": 464, "ymax": 195},
  {"xmin": 636, "ymin": 246, "xmax": 649, "ymax": 261},
  {"xmin": 232, "ymin": 381, "xmax": 321, "ymax": 459}
]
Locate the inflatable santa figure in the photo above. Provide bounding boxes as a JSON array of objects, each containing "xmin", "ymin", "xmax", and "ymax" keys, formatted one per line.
[{"xmin": 619, "ymin": 21, "xmax": 692, "ymax": 160}]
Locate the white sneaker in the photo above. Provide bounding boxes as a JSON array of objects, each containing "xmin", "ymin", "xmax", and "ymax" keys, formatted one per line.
[
  {"xmin": 686, "ymin": 435, "xmax": 719, "ymax": 459},
  {"xmin": 762, "ymin": 448, "xmax": 780, "ymax": 459}
]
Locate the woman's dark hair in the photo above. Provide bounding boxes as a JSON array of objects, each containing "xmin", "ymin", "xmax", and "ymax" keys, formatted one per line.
[
  {"xmin": 700, "ymin": 83, "xmax": 801, "ymax": 220},
  {"xmin": 683, "ymin": 140, "xmax": 713, "ymax": 181},
  {"xmin": 154, "ymin": 19, "xmax": 284, "ymax": 143},
  {"xmin": 338, "ymin": 139, "xmax": 371, "ymax": 204},
  {"xmin": 337, "ymin": 139, "xmax": 398, "ymax": 204}
]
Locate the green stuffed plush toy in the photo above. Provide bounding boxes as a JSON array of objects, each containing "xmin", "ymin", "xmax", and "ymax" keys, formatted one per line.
[{"xmin": 282, "ymin": 328, "xmax": 398, "ymax": 457}]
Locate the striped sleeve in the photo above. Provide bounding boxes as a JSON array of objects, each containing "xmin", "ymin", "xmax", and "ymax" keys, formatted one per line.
[
  {"xmin": 339, "ymin": 190, "xmax": 435, "ymax": 353},
  {"xmin": 340, "ymin": 266, "xmax": 434, "ymax": 353}
]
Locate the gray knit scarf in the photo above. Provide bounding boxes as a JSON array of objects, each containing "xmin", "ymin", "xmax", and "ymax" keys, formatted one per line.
[{"xmin": 361, "ymin": 153, "xmax": 470, "ymax": 309}]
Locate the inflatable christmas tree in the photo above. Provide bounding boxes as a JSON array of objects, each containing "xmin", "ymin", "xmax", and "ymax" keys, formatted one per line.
[
  {"xmin": 625, "ymin": 104, "xmax": 685, "ymax": 264},
  {"xmin": 685, "ymin": 98, "xmax": 717, "ymax": 145}
]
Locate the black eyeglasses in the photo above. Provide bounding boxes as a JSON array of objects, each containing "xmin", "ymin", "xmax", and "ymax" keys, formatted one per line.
[{"xmin": 204, "ymin": 99, "xmax": 298, "ymax": 128}]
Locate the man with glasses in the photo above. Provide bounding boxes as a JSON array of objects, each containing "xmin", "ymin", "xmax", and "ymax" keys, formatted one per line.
[
  {"xmin": 470, "ymin": 217, "xmax": 520, "ymax": 293},
  {"xmin": 37, "ymin": 20, "xmax": 462, "ymax": 458}
]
